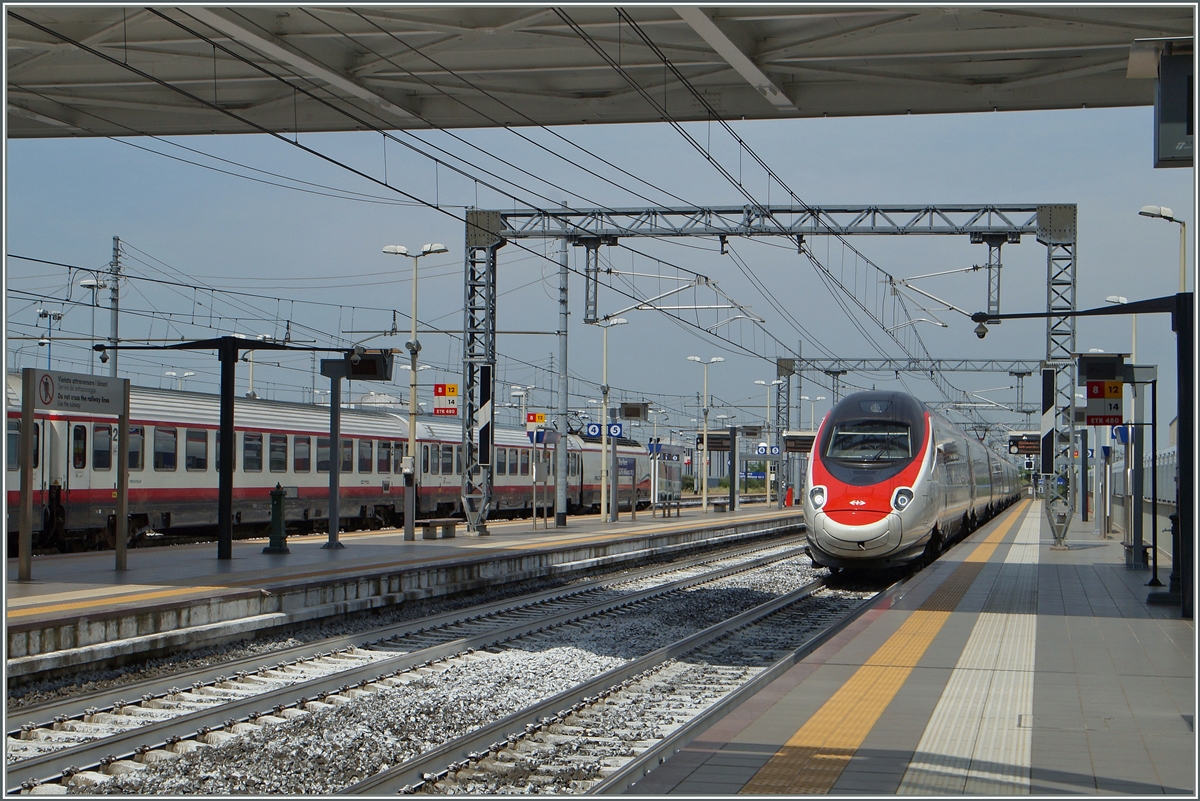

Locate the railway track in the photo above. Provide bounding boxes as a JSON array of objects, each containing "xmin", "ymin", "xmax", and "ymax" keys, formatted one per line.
[{"xmin": 7, "ymin": 538, "xmax": 813, "ymax": 793}]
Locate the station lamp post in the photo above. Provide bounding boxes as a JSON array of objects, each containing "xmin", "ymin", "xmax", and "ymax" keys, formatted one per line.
[
  {"xmin": 165, "ymin": 370, "xmax": 196, "ymax": 391},
  {"xmin": 1139, "ymin": 205, "xmax": 1188, "ymax": 291},
  {"xmin": 383, "ymin": 242, "xmax": 449, "ymax": 542},
  {"xmin": 801, "ymin": 395, "xmax": 827, "ymax": 430},
  {"xmin": 79, "ymin": 276, "xmax": 108, "ymax": 374},
  {"xmin": 1104, "ymin": 295, "xmax": 1135, "ymax": 361},
  {"xmin": 687, "ymin": 355, "xmax": 724, "ymax": 513},
  {"xmin": 596, "ymin": 318, "xmax": 628, "ymax": 521}
]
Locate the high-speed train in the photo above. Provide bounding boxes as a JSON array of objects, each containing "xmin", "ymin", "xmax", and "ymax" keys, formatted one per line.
[
  {"xmin": 804, "ymin": 390, "xmax": 1021, "ymax": 570},
  {"xmin": 5, "ymin": 374, "xmax": 685, "ymax": 553}
]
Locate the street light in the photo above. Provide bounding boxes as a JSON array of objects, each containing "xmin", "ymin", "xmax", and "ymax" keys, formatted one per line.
[
  {"xmin": 596, "ymin": 318, "xmax": 628, "ymax": 522},
  {"xmin": 800, "ymin": 395, "xmax": 827, "ymax": 430},
  {"xmin": 1104, "ymin": 295, "xmax": 1135, "ymax": 362},
  {"xmin": 383, "ymin": 242, "xmax": 450, "ymax": 542},
  {"xmin": 165, "ymin": 370, "xmax": 196, "ymax": 391},
  {"xmin": 755, "ymin": 379, "xmax": 784, "ymax": 505},
  {"xmin": 687, "ymin": 355, "xmax": 724, "ymax": 513},
  {"xmin": 36, "ymin": 309, "xmax": 63, "ymax": 369},
  {"xmin": 1138, "ymin": 205, "xmax": 1188, "ymax": 291},
  {"xmin": 78, "ymin": 276, "xmax": 108, "ymax": 374}
]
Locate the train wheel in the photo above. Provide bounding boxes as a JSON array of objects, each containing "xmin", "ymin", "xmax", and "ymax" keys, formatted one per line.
[{"xmin": 922, "ymin": 528, "xmax": 943, "ymax": 566}]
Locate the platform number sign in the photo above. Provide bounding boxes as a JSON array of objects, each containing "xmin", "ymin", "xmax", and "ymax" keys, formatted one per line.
[
  {"xmin": 525, "ymin": 412, "xmax": 546, "ymax": 430},
  {"xmin": 433, "ymin": 383, "xmax": 459, "ymax": 416},
  {"xmin": 607, "ymin": 423, "xmax": 623, "ymax": 438},
  {"xmin": 585, "ymin": 423, "xmax": 602, "ymax": 438},
  {"xmin": 1084, "ymin": 380, "xmax": 1122, "ymax": 426}
]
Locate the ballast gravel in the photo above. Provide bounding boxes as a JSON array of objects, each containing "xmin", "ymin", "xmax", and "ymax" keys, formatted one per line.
[{"xmin": 70, "ymin": 557, "xmax": 820, "ymax": 795}]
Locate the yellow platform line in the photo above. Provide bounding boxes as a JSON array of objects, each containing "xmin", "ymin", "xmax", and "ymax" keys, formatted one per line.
[
  {"xmin": 8, "ymin": 586, "xmax": 229, "ymax": 619},
  {"xmin": 740, "ymin": 499, "xmax": 1029, "ymax": 794}
]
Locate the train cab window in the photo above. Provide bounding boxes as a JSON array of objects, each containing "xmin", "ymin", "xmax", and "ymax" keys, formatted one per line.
[
  {"xmin": 269, "ymin": 434, "xmax": 287, "ymax": 473},
  {"xmin": 520, "ymin": 449, "xmax": 530, "ymax": 476},
  {"xmin": 495, "ymin": 448, "xmax": 506, "ymax": 475},
  {"xmin": 377, "ymin": 441, "xmax": 391, "ymax": 474},
  {"xmin": 243, "ymin": 432, "xmax": 263, "ymax": 472},
  {"xmin": 825, "ymin": 422, "xmax": 912, "ymax": 464},
  {"xmin": 441, "ymin": 444, "xmax": 453, "ymax": 475},
  {"xmin": 294, "ymin": 436, "xmax": 311, "ymax": 473},
  {"xmin": 72, "ymin": 425, "xmax": 87, "ymax": 470},
  {"xmin": 154, "ymin": 427, "xmax": 178, "ymax": 471},
  {"xmin": 93, "ymin": 424, "xmax": 112, "ymax": 471},
  {"xmin": 455, "ymin": 446, "xmax": 462, "ymax": 475},
  {"xmin": 358, "ymin": 439, "xmax": 373, "ymax": 474},
  {"xmin": 185, "ymin": 429, "xmax": 208, "ymax": 471},
  {"xmin": 341, "ymin": 438, "xmax": 353, "ymax": 473},
  {"xmin": 128, "ymin": 426, "xmax": 142, "ymax": 471},
  {"xmin": 509, "ymin": 448, "xmax": 519, "ymax": 476},
  {"xmin": 422, "ymin": 444, "xmax": 430, "ymax": 474},
  {"xmin": 316, "ymin": 436, "xmax": 331, "ymax": 472}
]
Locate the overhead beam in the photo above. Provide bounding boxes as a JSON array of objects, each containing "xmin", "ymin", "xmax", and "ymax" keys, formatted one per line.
[
  {"xmin": 674, "ymin": 6, "xmax": 794, "ymax": 110},
  {"xmin": 798, "ymin": 358, "xmax": 1044, "ymax": 374},
  {"xmin": 183, "ymin": 7, "xmax": 421, "ymax": 126}
]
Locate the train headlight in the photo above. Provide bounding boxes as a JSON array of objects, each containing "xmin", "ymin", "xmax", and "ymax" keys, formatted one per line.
[
  {"xmin": 892, "ymin": 488, "xmax": 914, "ymax": 512},
  {"xmin": 809, "ymin": 485, "xmax": 827, "ymax": 510}
]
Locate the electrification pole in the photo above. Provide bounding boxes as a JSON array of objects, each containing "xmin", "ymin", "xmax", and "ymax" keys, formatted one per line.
[{"xmin": 109, "ymin": 236, "xmax": 121, "ymax": 377}]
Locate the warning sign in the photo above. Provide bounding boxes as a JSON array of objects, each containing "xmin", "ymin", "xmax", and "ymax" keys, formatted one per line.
[{"xmin": 33, "ymin": 369, "xmax": 125, "ymax": 415}]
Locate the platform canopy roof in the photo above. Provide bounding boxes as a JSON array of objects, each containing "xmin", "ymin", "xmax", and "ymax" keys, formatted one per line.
[{"xmin": 6, "ymin": 5, "xmax": 1193, "ymax": 138}]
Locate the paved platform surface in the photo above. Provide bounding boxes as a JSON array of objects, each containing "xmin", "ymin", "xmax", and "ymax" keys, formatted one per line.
[
  {"xmin": 632, "ymin": 499, "xmax": 1194, "ymax": 795},
  {"xmin": 6, "ymin": 502, "xmax": 792, "ymax": 628}
]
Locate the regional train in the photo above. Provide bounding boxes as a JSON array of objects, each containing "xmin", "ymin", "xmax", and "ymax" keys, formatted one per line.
[
  {"xmin": 804, "ymin": 390, "xmax": 1021, "ymax": 570},
  {"xmin": 5, "ymin": 374, "xmax": 685, "ymax": 553}
]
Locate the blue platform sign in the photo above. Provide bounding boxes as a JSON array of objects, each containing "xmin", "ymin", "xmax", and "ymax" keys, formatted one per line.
[
  {"xmin": 585, "ymin": 423, "xmax": 602, "ymax": 437},
  {"xmin": 608, "ymin": 423, "xmax": 623, "ymax": 438}
]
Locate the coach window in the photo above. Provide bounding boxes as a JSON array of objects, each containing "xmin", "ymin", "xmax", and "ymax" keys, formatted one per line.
[
  {"xmin": 269, "ymin": 434, "xmax": 288, "ymax": 473},
  {"xmin": 93, "ymin": 424, "xmax": 112, "ymax": 471},
  {"xmin": 378, "ymin": 441, "xmax": 391, "ymax": 474},
  {"xmin": 316, "ymin": 436, "xmax": 331, "ymax": 472},
  {"xmin": 6, "ymin": 421, "xmax": 18, "ymax": 470},
  {"xmin": 186, "ymin": 429, "xmax": 208, "ymax": 471},
  {"xmin": 214, "ymin": 431, "xmax": 236, "ymax": 471},
  {"xmin": 358, "ymin": 439, "xmax": 373, "ymax": 474},
  {"xmin": 441, "ymin": 444, "xmax": 454, "ymax": 475},
  {"xmin": 509, "ymin": 448, "xmax": 519, "ymax": 476},
  {"xmin": 243, "ymin": 432, "xmax": 263, "ymax": 472},
  {"xmin": 128, "ymin": 426, "xmax": 143, "ymax": 471},
  {"xmin": 495, "ymin": 447, "xmax": 506, "ymax": 475},
  {"xmin": 72, "ymin": 425, "xmax": 87, "ymax": 470},
  {"xmin": 294, "ymin": 436, "xmax": 311, "ymax": 473},
  {"xmin": 341, "ymin": 438, "xmax": 354, "ymax": 473},
  {"xmin": 154, "ymin": 427, "xmax": 178, "ymax": 471},
  {"xmin": 392, "ymin": 441, "xmax": 405, "ymax": 472},
  {"xmin": 520, "ymin": 449, "xmax": 530, "ymax": 476},
  {"xmin": 429, "ymin": 444, "xmax": 441, "ymax": 475},
  {"xmin": 455, "ymin": 446, "xmax": 462, "ymax": 475},
  {"xmin": 422, "ymin": 444, "xmax": 430, "ymax": 474}
]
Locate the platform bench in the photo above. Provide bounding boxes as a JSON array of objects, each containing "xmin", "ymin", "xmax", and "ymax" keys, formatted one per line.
[
  {"xmin": 712, "ymin": 501, "xmax": 728, "ymax": 513},
  {"xmin": 418, "ymin": 518, "xmax": 460, "ymax": 539}
]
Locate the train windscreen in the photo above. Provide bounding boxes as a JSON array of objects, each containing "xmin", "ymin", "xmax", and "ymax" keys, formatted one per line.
[{"xmin": 825, "ymin": 422, "xmax": 912, "ymax": 464}]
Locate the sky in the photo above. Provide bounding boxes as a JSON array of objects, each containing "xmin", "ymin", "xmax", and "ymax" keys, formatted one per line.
[{"xmin": 5, "ymin": 97, "xmax": 1194, "ymax": 448}]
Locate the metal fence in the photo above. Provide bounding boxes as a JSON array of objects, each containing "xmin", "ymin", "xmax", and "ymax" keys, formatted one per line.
[{"xmin": 1108, "ymin": 448, "xmax": 1178, "ymax": 506}]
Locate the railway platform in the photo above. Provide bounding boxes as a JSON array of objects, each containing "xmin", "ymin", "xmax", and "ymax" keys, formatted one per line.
[
  {"xmin": 633, "ymin": 499, "xmax": 1194, "ymax": 796},
  {"xmin": 6, "ymin": 503, "xmax": 803, "ymax": 682}
]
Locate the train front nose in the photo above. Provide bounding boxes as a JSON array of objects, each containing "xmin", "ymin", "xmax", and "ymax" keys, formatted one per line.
[{"xmin": 807, "ymin": 504, "xmax": 903, "ymax": 562}]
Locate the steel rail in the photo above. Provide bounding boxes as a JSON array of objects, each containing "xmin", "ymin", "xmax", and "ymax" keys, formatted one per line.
[
  {"xmin": 7, "ymin": 542, "xmax": 810, "ymax": 790},
  {"xmin": 338, "ymin": 576, "xmax": 834, "ymax": 795}
]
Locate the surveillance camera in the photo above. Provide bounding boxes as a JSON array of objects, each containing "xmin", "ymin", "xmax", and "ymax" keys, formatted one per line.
[
  {"xmin": 38, "ymin": 337, "xmax": 50, "ymax": 347},
  {"xmin": 404, "ymin": 339, "xmax": 421, "ymax": 355},
  {"xmin": 350, "ymin": 351, "xmax": 362, "ymax": 366},
  {"xmin": 974, "ymin": 323, "xmax": 988, "ymax": 339},
  {"xmin": 99, "ymin": 349, "xmax": 109, "ymax": 364}
]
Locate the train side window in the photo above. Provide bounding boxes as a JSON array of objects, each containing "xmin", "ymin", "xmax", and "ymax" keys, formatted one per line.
[
  {"xmin": 269, "ymin": 434, "xmax": 287, "ymax": 473},
  {"xmin": 128, "ymin": 426, "xmax": 143, "ymax": 471},
  {"xmin": 429, "ymin": 444, "xmax": 440, "ymax": 475},
  {"xmin": 377, "ymin": 441, "xmax": 391, "ymax": 474},
  {"xmin": 7, "ymin": 421, "xmax": 19, "ymax": 470},
  {"xmin": 243, "ymin": 432, "xmax": 263, "ymax": 472},
  {"xmin": 341, "ymin": 438, "xmax": 353, "ymax": 473},
  {"xmin": 214, "ymin": 431, "xmax": 236, "ymax": 471},
  {"xmin": 496, "ymin": 447, "xmax": 506, "ymax": 475},
  {"xmin": 316, "ymin": 436, "xmax": 331, "ymax": 472},
  {"xmin": 154, "ymin": 427, "xmax": 178, "ymax": 471},
  {"xmin": 509, "ymin": 448, "xmax": 519, "ymax": 475},
  {"xmin": 392, "ymin": 441, "xmax": 405, "ymax": 472},
  {"xmin": 185, "ymin": 429, "xmax": 208, "ymax": 471},
  {"xmin": 358, "ymin": 439, "xmax": 373, "ymax": 474},
  {"xmin": 422, "ymin": 444, "xmax": 430, "ymax": 474},
  {"xmin": 520, "ymin": 449, "xmax": 530, "ymax": 476},
  {"xmin": 93, "ymin": 424, "xmax": 112, "ymax": 471},
  {"xmin": 441, "ymin": 444, "xmax": 453, "ymax": 475},
  {"xmin": 72, "ymin": 425, "xmax": 87, "ymax": 470},
  {"xmin": 455, "ymin": 445, "xmax": 462, "ymax": 475},
  {"xmin": 33, "ymin": 423, "xmax": 39, "ymax": 468},
  {"xmin": 294, "ymin": 436, "xmax": 311, "ymax": 473}
]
